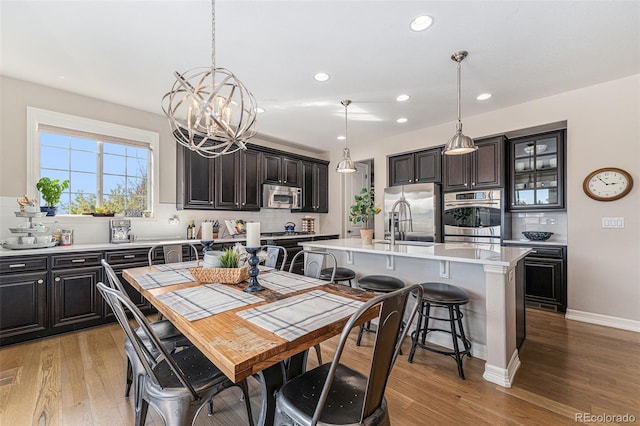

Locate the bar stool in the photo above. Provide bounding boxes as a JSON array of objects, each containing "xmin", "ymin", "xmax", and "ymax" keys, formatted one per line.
[
  {"xmin": 319, "ymin": 266, "xmax": 356, "ymax": 287},
  {"xmin": 408, "ymin": 282, "xmax": 472, "ymax": 379},
  {"xmin": 355, "ymin": 275, "xmax": 405, "ymax": 346}
]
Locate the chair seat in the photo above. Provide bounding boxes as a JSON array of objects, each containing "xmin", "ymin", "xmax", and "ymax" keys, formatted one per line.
[
  {"xmin": 358, "ymin": 275, "xmax": 404, "ymax": 293},
  {"xmin": 278, "ymin": 363, "xmax": 369, "ymax": 425},
  {"xmin": 418, "ymin": 282, "xmax": 469, "ymax": 304},
  {"xmin": 153, "ymin": 346, "xmax": 231, "ymax": 391},
  {"xmin": 319, "ymin": 267, "xmax": 356, "ymax": 281}
]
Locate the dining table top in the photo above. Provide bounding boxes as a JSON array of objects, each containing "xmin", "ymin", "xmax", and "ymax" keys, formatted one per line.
[{"xmin": 122, "ymin": 263, "xmax": 375, "ymax": 383}]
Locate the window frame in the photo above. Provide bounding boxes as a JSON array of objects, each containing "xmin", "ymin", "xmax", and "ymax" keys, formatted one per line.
[{"xmin": 27, "ymin": 107, "xmax": 159, "ymax": 216}]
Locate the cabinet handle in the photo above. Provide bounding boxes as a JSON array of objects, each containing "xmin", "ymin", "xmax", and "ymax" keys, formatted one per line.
[
  {"xmin": 9, "ymin": 263, "xmax": 26, "ymax": 268},
  {"xmin": 209, "ymin": 201, "xmax": 213, "ymax": 205},
  {"xmin": 409, "ymin": 179, "xmax": 412, "ymax": 183},
  {"xmin": 472, "ymin": 182, "xmax": 476, "ymax": 186},
  {"xmin": 37, "ymin": 279, "xmax": 44, "ymax": 284},
  {"xmin": 123, "ymin": 255, "xmax": 135, "ymax": 259},
  {"xmin": 71, "ymin": 259, "xmax": 86, "ymax": 263},
  {"xmin": 55, "ymin": 277, "xmax": 61, "ymax": 282},
  {"xmin": 242, "ymin": 202, "xmax": 246, "ymax": 206},
  {"xmin": 464, "ymin": 183, "xmax": 468, "ymax": 186}
]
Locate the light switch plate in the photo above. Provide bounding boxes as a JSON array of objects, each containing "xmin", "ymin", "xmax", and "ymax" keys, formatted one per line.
[{"xmin": 602, "ymin": 217, "xmax": 624, "ymax": 228}]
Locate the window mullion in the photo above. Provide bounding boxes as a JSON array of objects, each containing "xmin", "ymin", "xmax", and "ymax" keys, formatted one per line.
[{"xmin": 97, "ymin": 141, "xmax": 103, "ymax": 208}]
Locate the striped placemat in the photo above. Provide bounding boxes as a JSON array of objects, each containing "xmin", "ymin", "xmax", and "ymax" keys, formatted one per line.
[
  {"xmin": 257, "ymin": 270, "xmax": 326, "ymax": 295},
  {"xmin": 236, "ymin": 289, "xmax": 363, "ymax": 341},
  {"xmin": 154, "ymin": 261, "xmax": 199, "ymax": 271},
  {"xmin": 157, "ymin": 284, "xmax": 262, "ymax": 321},
  {"xmin": 129, "ymin": 269, "xmax": 195, "ymax": 289}
]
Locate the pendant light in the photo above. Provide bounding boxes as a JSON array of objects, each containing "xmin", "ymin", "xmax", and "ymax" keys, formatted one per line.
[
  {"xmin": 162, "ymin": 0, "xmax": 258, "ymax": 158},
  {"xmin": 444, "ymin": 51, "xmax": 477, "ymax": 155},
  {"xmin": 336, "ymin": 99, "xmax": 357, "ymax": 173}
]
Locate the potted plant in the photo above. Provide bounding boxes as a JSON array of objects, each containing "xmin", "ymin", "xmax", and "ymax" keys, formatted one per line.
[
  {"xmin": 349, "ymin": 187, "xmax": 381, "ymax": 244},
  {"xmin": 36, "ymin": 177, "xmax": 69, "ymax": 216}
]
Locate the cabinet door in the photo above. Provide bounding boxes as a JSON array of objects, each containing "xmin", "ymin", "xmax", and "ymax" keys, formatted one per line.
[
  {"xmin": 0, "ymin": 271, "xmax": 47, "ymax": 339},
  {"xmin": 442, "ymin": 153, "xmax": 471, "ymax": 192},
  {"xmin": 214, "ymin": 152, "xmax": 240, "ymax": 209},
  {"xmin": 472, "ymin": 137, "xmax": 503, "ymax": 189},
  {"xmin": 240, "ymin": 149, "xmax": 262, "ymax": 210},
  {"xmin": 314, "ymin": 162, "xmax": 329, "ymax": 213},
  {"xmin": 181, "ymin": 146, "xmax": 214, "ymax": 209},
  {"xmin": 524, "ymin": 257, "xmax": 565, "ymax": 310},
  {"xmin": 263, "ymin": 153, "xmax": 282, "ymax": 184},
  {"xmin": 52, "ymin": 266, "xmax": 103, "ymax": 327},
  {"xmin": 300, "ymin": 161, "xmax": 315, "ymax": 212},
  {"xmin": 388, "ymin": 154, "xmax": 414, "ymax": 186},
  {"xmin": 103, "ymin": 262, "xmax": 151, "ymax": 319},
  {"xmin": 282, "ymin": 157, "xmax": 301, "ymax": 186},
  {"xmin": 414, "ymin": 149, "xmax": 442, "ymax": 183}
]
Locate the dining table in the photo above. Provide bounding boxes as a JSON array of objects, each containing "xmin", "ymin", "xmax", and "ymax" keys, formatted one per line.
[{"xmin": 122, "ymin": 262, "xmax": 376, "ymax": 426}]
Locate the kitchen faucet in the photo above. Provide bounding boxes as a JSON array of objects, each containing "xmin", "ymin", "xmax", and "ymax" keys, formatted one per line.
[{"xmin": 390, "ymin": 197, "xmax": 413, "ymax": 246}]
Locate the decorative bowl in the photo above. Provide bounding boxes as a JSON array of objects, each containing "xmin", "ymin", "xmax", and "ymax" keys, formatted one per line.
[{"xmin": 522, "ymin": 231, "xmax": 553, "ymax": 241}]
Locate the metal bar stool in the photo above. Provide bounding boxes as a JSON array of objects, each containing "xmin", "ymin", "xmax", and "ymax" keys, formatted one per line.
[
  {"xmin": 319, "ymin": 266, "xmax": 356, "ymax": 287},
  {"xmin": 408, "ymin": 282, "xmax": 472, "ymax": 379},
  {"xmin": 355, "ymin": 275, "xmax": 405, "ymax": 346}
]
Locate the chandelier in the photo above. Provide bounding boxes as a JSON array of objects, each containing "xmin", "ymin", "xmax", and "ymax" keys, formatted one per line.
[{"xmin": 162, "ymin": 0, "xmax": 257, "ymax": 158}]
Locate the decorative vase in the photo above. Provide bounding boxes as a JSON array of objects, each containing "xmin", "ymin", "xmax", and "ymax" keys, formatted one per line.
[
  {"xmin": 40, "ymin": 206, "xmax": 57, "ymax": 216},
  {"xmin": 360, "ymin": 229, "xmax": 374, "ymax": 244}
]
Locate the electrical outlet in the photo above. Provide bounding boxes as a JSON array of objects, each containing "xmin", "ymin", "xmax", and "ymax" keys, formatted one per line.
[{"xmin": 602, "ymin": 217, "xmax": 624, "ymax": 228}]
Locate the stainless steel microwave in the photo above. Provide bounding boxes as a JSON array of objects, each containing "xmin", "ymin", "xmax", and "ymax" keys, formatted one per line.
[{"xmin": 262, "ymin": 184, "xmax": 301, "ymax": 209}]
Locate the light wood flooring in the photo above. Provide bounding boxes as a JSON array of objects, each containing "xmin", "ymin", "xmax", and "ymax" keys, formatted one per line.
[{"xmin": 1, "ymin": 308, "xmax": 639, "ymax": 425}]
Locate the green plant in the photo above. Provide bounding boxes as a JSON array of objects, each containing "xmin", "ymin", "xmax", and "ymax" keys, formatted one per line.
[
  {"xmin": 218, "ymin": 249, "xmax": 239, "ymax": 268},
  {"xmin": 349, "ymin": 187, "xmax": 381, "ymax": 228},
  {"xmin": 36, "ymin": 177, "xmax": 70, "ymax": 207}
]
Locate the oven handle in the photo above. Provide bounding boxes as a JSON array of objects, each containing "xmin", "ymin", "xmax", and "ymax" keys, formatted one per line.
[{"xmin": 444, "ymin": 202, "xmax": 501, "ymax": 208}]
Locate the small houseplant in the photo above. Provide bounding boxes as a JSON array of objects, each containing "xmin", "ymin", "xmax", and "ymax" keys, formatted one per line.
[
  {"xmin": 349, "ymin": 187, "xmax": 381, "ymax": 244},
  {"xmin": 36, "ymin": 177, "xmax": 69, "ymax": 216},
  {"xmin": 190, "ymin": 248, "xmax": 249, "ymax": 284}
]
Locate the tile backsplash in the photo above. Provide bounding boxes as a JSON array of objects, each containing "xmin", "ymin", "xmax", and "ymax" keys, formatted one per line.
[
  {"xmin": 511, "ymin": 211, "xmax": 567, "ymax": 242},
  {"xmin": 0, "ymin": 197, "xmax": 321, "ymax": 244}
]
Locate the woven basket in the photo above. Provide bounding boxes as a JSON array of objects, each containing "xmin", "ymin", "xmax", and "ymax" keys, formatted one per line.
[{"xmin": 189, "ymin": 265, "xmax": 250, "ymax": 284}]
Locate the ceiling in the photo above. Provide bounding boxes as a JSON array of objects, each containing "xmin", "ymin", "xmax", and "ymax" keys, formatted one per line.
[{"xmin": 2, "ymin": 1, "xmax": 639, "ymax": 152}]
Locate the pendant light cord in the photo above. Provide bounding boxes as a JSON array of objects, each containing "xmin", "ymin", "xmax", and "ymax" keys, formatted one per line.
[
  {"xmin": 456, "ymin": 60, "xmax": 462, "ymax": 125},
  {"xmin": 211, "ymin": 0, "xmax": 216, "ymax": 69},
  {"xmin": 344, "ymin": 103, "xmax": 348, "ymax": 149}
]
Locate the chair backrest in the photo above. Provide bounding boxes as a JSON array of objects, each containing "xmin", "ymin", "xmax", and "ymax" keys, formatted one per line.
[
  {"xmin": 148, "ymin": 243, "xmax": 199, "ymax": 266},
  {"xmin": 289, "ymin": 250, "xmax": 337, "ymax": 282},
  {"xmin": 311, "ymin": 284, "xmax": 423, "ymax": 425},
  {"xmin": 101, "ymin": 259, "xmax": 127, "ymax": 293},
  {"xmin": 96, "ymin": 282, "xmax": 200, "ymax": 400},
  {"xmin": 262, "ymin": 245, "xmax": 288, "ymax": 270}
]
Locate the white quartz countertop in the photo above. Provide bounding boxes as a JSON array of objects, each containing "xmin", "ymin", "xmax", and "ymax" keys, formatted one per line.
[
  {"xmin": 0, "ymin": 233, "xmax": 337, "ymax": 257},
  {"xmin": 300, "ymin": 238, "xmax": 531, "ymax": 267}
]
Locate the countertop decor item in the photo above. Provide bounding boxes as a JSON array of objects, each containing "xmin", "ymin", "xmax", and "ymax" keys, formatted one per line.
[
  {"xmin": 336, "ymin": 99, "xmax": 357, "ymax": 173},
  {"xmin": 582, "ymin": 167, "xmax": 633, "ymax": 201},
  {"xmin": 36, "ymin": 177, "xmax": 69, "ymax": 216},
  {"xmin": 522, "ymin": 231, "xmax": 554, "ymax": 241},
  {"xmin": 444, "ymin": 51, "xmax": 477, "ymax": 155},
  {"xmin": 349, "ymin": 187, "xmax": 381, "ymax": 244},
  {"xmin": 161, "ymin": 0, "xmax": 257, "ymax": 159}
]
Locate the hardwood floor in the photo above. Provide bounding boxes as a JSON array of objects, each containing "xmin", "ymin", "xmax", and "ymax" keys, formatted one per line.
[{"xmin": 1, "ymin": 309, "xmax": 638, "ymax": 425}]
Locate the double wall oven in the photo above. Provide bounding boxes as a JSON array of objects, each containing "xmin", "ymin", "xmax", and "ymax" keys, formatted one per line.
[{"xmin": 443, "ymin": 189, "xmax": 510, "ymax": 244}]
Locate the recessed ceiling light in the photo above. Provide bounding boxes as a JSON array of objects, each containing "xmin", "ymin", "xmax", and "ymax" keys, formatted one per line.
[
  {"xmin": 396, "ymin": 94, "xmax": 410, "ymax": 102},
  {"xmin": 396, "ymin": 117, "xmax": 408, "ymax": 124},
  {"xmin": 58, "ymin": 75, "xmax": 65, "ymax": 79},
  {"xmin": 313, "ymin": 72, "xmax": 330, "ymax": 82},
  {"xmin": 257, "ymin": 107, "xmax": 266, "ymax": 113},
  {"xmin": 410, "ymin": 15, "xmax": 433, "ymax": 32},
  {"xmin": 476, "ymin": 93, "xmax": 492, "ymax": 101},
  {"xmin": 337, "ymin": 135, "xmax": 346, "ymax": 140}
]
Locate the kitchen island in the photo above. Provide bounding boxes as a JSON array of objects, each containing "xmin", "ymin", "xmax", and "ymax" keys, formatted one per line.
[{"xmin": 299, "ymin": 238, "xmax": 531, "ymax": 388}]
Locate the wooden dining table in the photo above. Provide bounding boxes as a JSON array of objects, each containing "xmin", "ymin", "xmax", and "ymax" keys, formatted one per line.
[{"xmin": 122, "ymin": 263, "xmax": 375, "ymax": 426}]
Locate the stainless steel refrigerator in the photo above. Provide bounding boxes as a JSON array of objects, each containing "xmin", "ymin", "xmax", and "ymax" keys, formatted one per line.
[{"xmin": 383, "ymin": 184, "xmax": 441, "ymax": 243}]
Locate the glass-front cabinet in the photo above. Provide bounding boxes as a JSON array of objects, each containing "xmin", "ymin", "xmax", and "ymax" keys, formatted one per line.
[{"xmin": 510, "ymin": 130, "xmax": 565, "ymax": 210}]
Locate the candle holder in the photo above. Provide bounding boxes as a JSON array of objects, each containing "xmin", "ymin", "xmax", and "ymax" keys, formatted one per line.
[
  {"xmin": 243, "ymin": 247, "xmax": 264, "ymax": 293},
  {"xmin": 200, "ymin": 240, "xmax": 216, "ymax": 257}
]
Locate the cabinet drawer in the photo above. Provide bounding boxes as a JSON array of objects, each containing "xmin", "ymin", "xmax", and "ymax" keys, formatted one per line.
[
  {"xmin": 0, "ymin": 256, "xmax": 48, "ymax": 273},
  {"xmin": 527, "ymin": 247, "xmax": 564, "ymax": 258},
  {"xmin": 51, "ymin": 252, "xmax": 102, "ymax": 268},
  {"xmin": 105, "ymin": 249, "xmax": 150, "ymax": 265}
]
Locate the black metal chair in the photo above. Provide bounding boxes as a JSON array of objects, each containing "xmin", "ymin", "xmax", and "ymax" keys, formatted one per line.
[
  {"xmin": 261, "ymin": 244, "xmax": 288, "ymax": 270},
  {"xmin": 408, "ymin": 282, "xmax": 472, "ymax": 379},
  {"xmin": 274, "ymin": 284, "xmax": 423, "ymax": 426},
  {"xmin": 97, "ymin": 282, "xmax": 254, "ymax": 426},
  {"xmin": 147, "ymin": 243, "xmax": 199, "ymax": 266},
  {"xmin": 355, "ymin": 275, "xmax": 405, "ymax": 346},
  {"xmin": 288, "ymin": 250, "xmax": 337, "ymax": 365}
]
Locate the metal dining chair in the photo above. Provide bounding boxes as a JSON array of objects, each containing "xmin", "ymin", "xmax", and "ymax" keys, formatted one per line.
[
  {"xmin": 147, "ymin": 243, "xmax": 199, "ymax": 266},
  {"xmin": 101, "ymin": 260, "xmax": 191, "ymax": 405},
  {"xmin": 288, "ymin": 250, "xmax": 337, "ymax": 365},
  {"xmin": 97, "ymin": 282, "xmax": 254, "ymax": 426},
  {"xmin": 274, "ymin": 284, "xmax": 423, "ymax": 426},
  {"xmin": 261, "ymin": 244, "xmax": 288, "ymax": 270}
]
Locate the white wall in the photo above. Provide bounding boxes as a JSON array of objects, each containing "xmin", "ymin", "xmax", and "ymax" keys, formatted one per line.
[{"xmin": 330, "ymin": 75, "xmax": 640, "ymax": 324}]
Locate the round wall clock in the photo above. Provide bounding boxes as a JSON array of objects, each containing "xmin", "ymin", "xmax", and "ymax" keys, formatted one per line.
[{"xmin": 583, "ymin": 167, "xmax": 633, "ymax": 201}]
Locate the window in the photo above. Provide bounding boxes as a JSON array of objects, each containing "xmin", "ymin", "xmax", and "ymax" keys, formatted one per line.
[{"xmin": 27, "ymin": 108, "xmax": 159, "ymax": 216}]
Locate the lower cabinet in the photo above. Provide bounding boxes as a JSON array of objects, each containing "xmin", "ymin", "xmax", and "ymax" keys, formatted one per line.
[
  {"xmin": 523, "ymin": 246, "xmax": 567, "ymax": 312},
  {"xmin": 51, "ymin": 266, "xmax": 103, "ymax": 328},
  {"xmin": 0, "ymin": 270, "xmax": 48, "ymax": 341}
]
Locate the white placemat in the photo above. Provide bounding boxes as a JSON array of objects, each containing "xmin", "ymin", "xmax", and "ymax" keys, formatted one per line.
[
  {"xmin": 236, "ymin": 289, "xmax": 363, "ymax": 341},
  {"xmin": 257, "ymin": 270, "xmax": 326, "ymax": 294},
  {"xmin": 154, "ymin": 261, "xmax": 199, "ymax": 271},
  {"xmin": 129, "ymin": 269, "xmax": 195, "ymax": 289},
  {"xmin": 157, "ymin": 283, "xmax": 262, "ymax": 321}
]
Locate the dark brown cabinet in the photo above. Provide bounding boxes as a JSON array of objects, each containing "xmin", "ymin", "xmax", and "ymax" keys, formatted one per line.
[
  {"xmin": 509, "ymin": 130, "xmax": 565, "ymax": 210},
  {"xmin": 523, "ymin": 246, "xmax": 567, "ymax": 312},
  {"xmin": 0, "ymin": 256, "xmax": 48, "ymax": 343},
  {"xmin": 104, "ymin": 249, "xmax": 154, "ymax": 316},
  {"xmin": 214, "ymin": 148, "xmax": 261, "ymax": 210},
  {"xmin": 300, "ymin": 161, "xmax": 329, "ymax": 213},
  {"xmin": 443, "ymin": 136, "xmax": 504, "ymax": 192},
  {"xmin": 263, "ymin": 153, "xmax": 301, "ymax": 186},
  {"xmin": 388, "ymin": 148, "xmax": 442, "ymax": 187},
  {"xmin": 176, "ymin": 145, "xmax": 215, "ymax": 209}
]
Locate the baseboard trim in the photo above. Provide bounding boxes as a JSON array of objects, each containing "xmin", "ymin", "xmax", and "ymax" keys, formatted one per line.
[
  {"xmin": 483, "ymin": 349, "xmax": 521, "ymax": 388},
  {"xmin": 565, "ymin": 309, "xmax": 640, "ymax": 332}
]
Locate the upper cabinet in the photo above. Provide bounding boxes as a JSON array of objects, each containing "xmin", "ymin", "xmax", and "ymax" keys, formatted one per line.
[
  {"xmin": 263, "ymin": 153, "xmax": 301, "ymax": 186},
  {"xmin": 442, "ymin": 136, "xmax": 505, "ymax": 192},
  {"xmin": 388, "ymin": 147, "xmax": 442, "ymax": 187},
  {"xmin": 214, "ymin": 149, "xmax": 261, "ymax": 211},
  {"xmin": 300, "ymin": 161, "xmax": 329, "ymax": 213},
  {"xmin": 176, "ymin": 145, "xmax": 215, "ymax": 209},
  {"xmin": 509, "ymin": 130, "xmax": 565, "ymax": 210}
]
